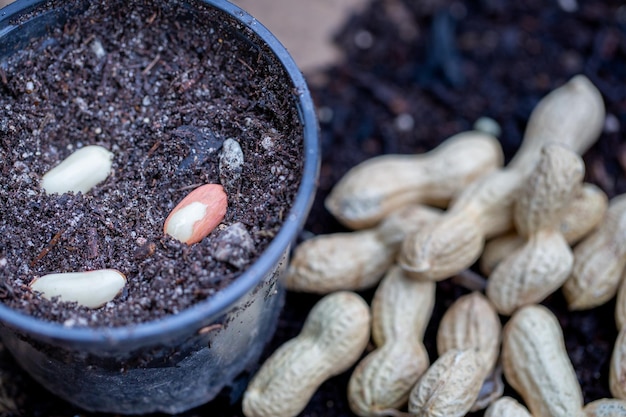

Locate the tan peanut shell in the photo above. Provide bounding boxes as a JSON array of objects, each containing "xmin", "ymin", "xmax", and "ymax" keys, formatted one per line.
[
  {"xmin": 399, "ymin": 169, "xmax": 520, "ymax": 281},
  {"xmin": 584, "ymin": 398, "xmax": 626, "ymax": 417},
  {"xmin": 502, "ymin": 305, "xmax": 583, "ymax": 417},
  {"xmin": 285, "ymin": 230, "xmax": 396, "ymax": 294},
  {"xmin": 559, "ymin": 183, "xmax": 608, "ymax": 244},
  {"xmin": 611, "ymin": 328, "xmax": 626, "ymax": 400},
  {"xmin": 487, "ymin": 229, "xmax": 573, "ymax": 315},
  {"xmin": 348, "ymin": 266, "xmax": 434, "ymax": 416},
  {"xmin": 484, "ymin": 396, "xmax": 532, "ymax": 417},
  {"xmin": 408, "ymin": 349, "xmax": 484, "ymax": 417},
  {"xmin": 242, "ymin": 291, "xmax": 371, "ymax": 417},
  {"xmin": 480, "ymin": 232, "xmax": 524, "ymax": 276},
  {"xmin": 512, "ymin": 144, "xmax": 585, "ymax": 237},
  {"xmin": 563, "ymin": 194, "xmax": 626, "ymax": 310},
  {"xmin": 615, "ymin": 269, "xmax": 626, "ymax": 330},
  {"xmin": 285, "ymin": 205, "xmax": 440, "ymax": 294},
  {"xmin": 436, "ymin": 291, "xmax": 501, "ymax": 375},
  {"xmin": 509, "ymin": 74, "xmax": 605, "ymax": 176},
  {"xmin": 398, "ymin": 75, "xmax": 604, "ymax": 282},
  {"xmin": 480, "ymin": 183, "xmax": 608, "ymax": 275},
  {"xmin": 487, "ymin": 145, "xmax": 584, "ymax": 315},
  {"xmin": 325, "ymin": 130, "xmax": 504, "ymax": 229},
  {"xmin": 371, "ymin": 266, "xmax": 436, "ymax": 345},
  {"xmin": 436, "ymin": 291, "xmax": 503, "ymax": 411},
  {"xmin": 349, "ymin": 342, "xmax": 429, "ymax": 417}
]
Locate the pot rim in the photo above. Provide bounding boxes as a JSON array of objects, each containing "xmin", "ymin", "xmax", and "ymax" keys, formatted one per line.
[{"xmin": 0, "ymin": 0, "xmax": 320, "ymax": 349}]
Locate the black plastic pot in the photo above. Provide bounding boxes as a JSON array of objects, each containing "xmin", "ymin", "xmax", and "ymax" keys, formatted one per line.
[{"xmin": 0, "ymin": 0, "xmax": 319, "ymax": 414}]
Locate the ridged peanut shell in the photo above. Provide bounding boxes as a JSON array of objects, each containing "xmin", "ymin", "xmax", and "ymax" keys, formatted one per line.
[
  {"xmin": 325, "ymin": 130, "xmax": 503, "ymax": 229},
  {"xmin": 375, "ymin": 204, "xmax": 441, "ymax": 247},
  {"xmin": 348, "ymin": 342, "xmax": 429, "ymax": 417},
  {"xmin": 563, "ymin": 194, "xmax": 626, "ymax": 310},
  {"xmin": 348, "ymin": 267, "xmax": 434, "ymax": 416},
  {"xmin": 611, "ymin": 328, "xmax": 626, "ymax": 400},
  {"xmin": 584, "ymin": 398, "xmax": 626, "ymax": 417},
  {"xmin": 408, "ymin": 349, "xmax": 484, "ymax": 417},
  {"xmin": 487, "ymin": 229, "xmax": 573, "ymax": 315},
  {"xmin": 285, "ymin": 205, "xmax": 440, "ymax": 294},
  {"xmin": 559, "ymin": 183, "xmax": 608, "ymax": 244},
  {"xmin": 513, "ymin": 144, "xmax": 585, "ymax": 237},
  {"xmin": 615, "ymin": 269, "xmax": 626, "ymax": 330},
  {"xmin": 480, "ymin": 183, "xmax": 608, "ymax": 275},
  {"xmin": 510, "ymin": 74, "xmax": 605, "ymax": 176},
  {"xmin": 480, "ymin": 232, "xmax": 524, "ymax": 276},
  {"xmin": 484, "ymin": 396, "xmax": 532, "ymax": 417},
  {"xmin": 285, "ymin": 230, "xmax": 396, "ymax": 293},
  {"xmin": 502, "ymin": 305, "xmax": 583, "ymax": 417},
  {"xmin": 398, "ymin": 210, "xmax": 484, "ymax": 282},
  {"xmin": 436, "ymin": 291, "xmax": 501, "ymax": 374},
  {"xmin": 372, "ymin": 265, "xmax": 436, "ymax": 345},
  {"xmin": 242, "ymin": 291, "xmax": 371, "ymax": 417},
  {"xmin": 399, "ymin": 169, "xmax": 521, "ymax": 282}
]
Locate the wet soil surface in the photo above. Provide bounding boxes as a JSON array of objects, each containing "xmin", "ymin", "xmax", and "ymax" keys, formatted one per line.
[{"xmin": 2, "ymin": 0, "xmax": 626, "ymax": 416}]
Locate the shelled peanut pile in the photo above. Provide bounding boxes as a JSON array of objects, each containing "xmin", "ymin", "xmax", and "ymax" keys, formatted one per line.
[{"xmin": 242, "ymin": 75, "xmax": 626, "ymax": 417}]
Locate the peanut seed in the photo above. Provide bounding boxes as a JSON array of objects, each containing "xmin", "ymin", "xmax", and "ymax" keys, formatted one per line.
[
  {"xmin": 40, "ymin": 145, "xmax": 113, "ymax": 194},
  {"xmin": 163, "ymin": 183, "xmax": 227, "ymax": 245},
  {"xmin": 29, "ymin": 269, "xmax": 126, "ymax": 309}
]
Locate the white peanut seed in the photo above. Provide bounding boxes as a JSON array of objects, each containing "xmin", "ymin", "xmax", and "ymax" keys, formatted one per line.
[
  {"xmin": 40, "ymin": 145, "xmax": 113, "ymax": 194},
  {"xmin": 29, "ymin": 269, "xmax": 126, "ymax": 309}
]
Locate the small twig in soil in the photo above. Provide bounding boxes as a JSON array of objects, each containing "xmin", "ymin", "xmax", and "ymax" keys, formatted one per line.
[
  {"xmin": 177, "ymin": 183, "xmax": 205, "ymax": 192},
  {"xmin": 30, "ymin": 229, "xmax": 65, "ymax": 267},
  {"xmin": 142, "ymin": 53, "xmax": 161, "ymax": 75},
  {"xmin": 237, "ymin": 58, "xmax": 254, "ymax": 74},
  {"xmin": 87, "ymin": 228, "xmax": 99, "ymax": 259},
  {"xmin": 0, "ymin": 68, "xmax": 7, "ymax": 86},
  {"xmin": 80, "ymin": 33, "xmax": 96, "ymax": 47},
  {"xmin": 146, "ymin": 140, "xmax": 161, "ymax": 159},
  {"xmin": 146, "ymin": 11, "xmax": 158, "ymax": 25}
]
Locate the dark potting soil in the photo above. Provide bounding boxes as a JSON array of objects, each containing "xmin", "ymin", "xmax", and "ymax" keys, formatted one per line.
[
  {"xmin": 0, "ymin": 0, "xmax": 303, "ymax": 327},
  {"xmin": 1, "ymin": 0, "xmax": 626, "ymax": 416}
]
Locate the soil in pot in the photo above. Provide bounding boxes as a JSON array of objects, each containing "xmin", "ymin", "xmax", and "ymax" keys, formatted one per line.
[{"xmin": 0, "ymin": 0, "xmax": 304, "ymax": 327}]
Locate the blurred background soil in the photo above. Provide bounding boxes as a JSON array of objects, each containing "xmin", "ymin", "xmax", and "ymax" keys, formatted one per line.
[{"xmin": 1, "ymin": 0, "xmax": 626, "ymax": 416}]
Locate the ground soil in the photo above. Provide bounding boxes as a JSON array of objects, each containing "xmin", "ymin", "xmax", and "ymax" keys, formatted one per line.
[{"xmin": 1, "ymin": 0, "xmax": 626, "ymax": 416}]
